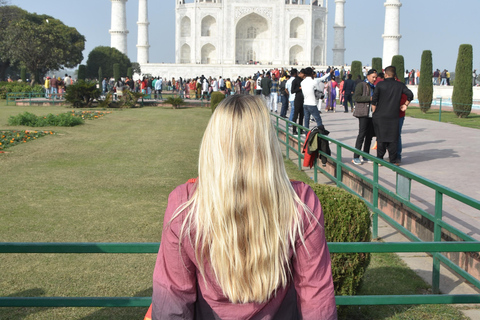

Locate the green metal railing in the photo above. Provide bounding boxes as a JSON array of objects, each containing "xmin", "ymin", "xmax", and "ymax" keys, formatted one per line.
[
  {"xmin": 272, "ymin": 113, "xmax": 480, "ymax": 295},
  {"xmin": 6, "ymin": 92, "xmax": 68, "ymax": 106},
  {"xmin": 1, "ymin": 242, "xmax": 480, "ymax": 307}
]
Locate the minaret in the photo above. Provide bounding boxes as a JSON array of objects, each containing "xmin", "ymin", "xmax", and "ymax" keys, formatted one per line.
[
  {"xmin": 137, "ymin": 0, "xmax": 150, "ymax": 64},
  {"xmin": 110, "ymin": 0, "xmax": 129, "ymax": 55},
  {"xmin": 332, "ymin": 0, "xmax": 346, "ymax": 66},
  {"xmin": 382, "ymin": 0, "xmax": 402, "ymax": 68}
]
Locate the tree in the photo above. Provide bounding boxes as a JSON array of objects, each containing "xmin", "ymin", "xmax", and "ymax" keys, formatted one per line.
[
  {"xmin": 113, "ymin": 63, "xmax": 120, "ymax": 82},
  {"xmin": 418, "ymin": 50, "xmax": 433, "ymax": 113},
  {"xmin": 98, "ymin": 67, "xmax": 103, "ymax": 83},
  {"xmin": 86, "ymin": 46, "xmax": 131, "ymax": 79},
  {"xmin": 127, "ymin": 67, "xmax": 133, "ymax": 79},
  {"xmin": 391, "ymin": 55, "xmax": 405, "ymax": 83},
  {"xmin": 372, "ymin": 57, "xmax": 382, "ymax": 73},
  {"xmin": 0, "ymin": 10, "xmax": 85, "ymax": 84},
  {"xmin": 131, "ymin": 62, "xmax": 141, "ymax": 76},
  {"xmin": 77, "ymin": 65, "xmax": 86, "ymax": 81},
  {"xmin": 351, "ymin": 61, "xmax": 363, "ymax": 81},
  {"xmin": 20, "ymin": 66, "xmax": 26, "ymax": 82},
  {"xmin": 0, "ymin": 5, "xmax": 27, "ymax": 80},
  {"xmin": 452, "ymin": 44, "xmax": 473, "ymax": 118}
]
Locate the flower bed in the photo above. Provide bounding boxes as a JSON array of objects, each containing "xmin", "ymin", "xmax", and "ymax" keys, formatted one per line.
[
  {"xmin": 69, "ymin": 110, "xmax": 112, "ymax": 120},
  {"xmin": 0, "ymin": 130, "xmax": 55, "ymax": 152}
]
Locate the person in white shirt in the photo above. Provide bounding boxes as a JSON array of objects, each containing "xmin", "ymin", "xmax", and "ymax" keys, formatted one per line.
[
  {"xmin": 256, "ymin": 74, "xmax": 263, "ymax": 95},
  {"xmin": 154, "ymin": 77, "xmax": 163, "ymax": 99},
  {"xmin": 286, "ymin": 69, "xmax": 297, "ymax": 130},
  {"xmin": 301, "ymin": 67, "xmax": 323, "ymax": 130},
  {"xmin": 212, "ymin": 78, "xmax": 219, "ymax": 92}
]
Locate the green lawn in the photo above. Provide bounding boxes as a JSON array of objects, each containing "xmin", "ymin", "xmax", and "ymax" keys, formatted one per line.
[
  {"xmin": 407, "ymin": 106, "xmax": 480, "ymax": 129},
  {"xmin": 0, "ymin": 101, "xmax": 470, "ymax": 319}
]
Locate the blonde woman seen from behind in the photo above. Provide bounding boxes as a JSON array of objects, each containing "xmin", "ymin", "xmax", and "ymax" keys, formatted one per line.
[{"xmin": 151, "ymin": 95, "xmax": 337, "ymax": 320}]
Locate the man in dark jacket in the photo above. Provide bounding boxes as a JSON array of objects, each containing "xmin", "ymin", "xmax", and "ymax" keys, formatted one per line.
[
  {"xmin": 261, "ymin": 72, "xmax": 272, "ymax": 107},
  {"xmin": 291, "ymin": 69, "xmax": 305, "ymax": 135},
  {"xmin": 342, "ymin": 74, "xmax": 355, "ymax": 113},
  {"xmin": 372, "ymin": 66, "xmax": 414, "ymax": 165}
]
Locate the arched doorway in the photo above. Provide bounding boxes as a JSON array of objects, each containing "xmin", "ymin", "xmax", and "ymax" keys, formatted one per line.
[
  {"xmin": 290, "ymin": 17, "xmax": 305, "ymax": 39},
  {"xmin": 201, "ymin": 44, "xmax": 216, "ymax": 64},
  {"xmin": 201, "ymin": 15, "xmax": 216, "ymax": 37},
  {"xmin": 235, "ymin": 13, "xmax": 271, "ymax": 64},
  {"xmin": 180, "ymin": 44, "xmax": 191, "ymax": 63},
  {"xmin": 181, "ymin": 16, "xmax": 191, "ymax": 37},
  {"xmin": 289, "ymin": 45, "xmax": 303, "ymax": 65}
]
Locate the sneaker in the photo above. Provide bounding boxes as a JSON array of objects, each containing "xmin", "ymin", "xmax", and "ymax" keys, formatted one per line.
[
  {"xmin": 352, "ymin": 158, "xmax": 362, "ymax": 165},
  {"xmin": 363, "ymin": 158, "xmax": 373, "ymax": 163}
]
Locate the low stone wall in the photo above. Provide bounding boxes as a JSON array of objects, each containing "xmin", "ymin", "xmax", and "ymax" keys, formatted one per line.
[
  {"xmin": 278, "ymin": 130, "xmax": 480, "ymax": 284},
  {"xmin": 407, "ymin": 85, "xmax": 480, "ymax": 101}
]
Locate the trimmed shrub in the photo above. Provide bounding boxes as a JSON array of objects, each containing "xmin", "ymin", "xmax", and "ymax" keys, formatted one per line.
[
  {"xmin": 113, "ymin": 63, "xmax": 120, "ymax": 82},
  {"xmin": 210, "ymin": 91, "xmax": 226, "ymax": 113},
  {"xmin": 127, "ymin": 67, "xmax": 133, "ymax": 79},
  {"xmin": 0, "ymin": 82, "xmax": 44, "ymax": 99},
  {"xmin": 8, "ymin": 112, "xmax": 84, "ymax": 127},
  {"xmin": 78, "ymin": 65, "xmax": 86, "ymax": 81},
  {"xmin": 64, "ymin": 80, "xmax": 101, "ymax": 108},
  {"xmin": 311, "ymin": 184, "xmax": 371, "ymax": 299},
  {"xmin": 391, "ymin": 55, "xmax": 405, "ymax": 83},
  {"xmin": 351, "ymin": 61, "xmax": 363, "ymax": 81},
  {"xmin": 164, "ymin": 96, "xmax": 185, "ymax": 109},
  {"xmin": 20, "ymin": 67, "xmax": 27, "ymax": 82},
  {"xmin": 372, "ymin": 57, "xmax": 382, "ymax": 73},
  {"xmin": 98, "ymin": 67, "xmax": 103, "ymax": 84},
  {"xmin": 418, "ymin": 50, "xmax": 433, "ymax": 113},
  {"xmin": 452, "ymin": 44, "xmax": 473, "ymax": 118}
]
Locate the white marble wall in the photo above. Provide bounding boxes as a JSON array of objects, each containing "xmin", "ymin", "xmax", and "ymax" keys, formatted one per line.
[{"xmin": 175, "ymin": 0, "xmax": 327, "ymax": 66}]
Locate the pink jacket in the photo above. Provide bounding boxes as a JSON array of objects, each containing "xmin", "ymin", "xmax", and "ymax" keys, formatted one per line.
[{"xmin": 151, "ymin": 180, "xmax": 337, "ymax": 320}]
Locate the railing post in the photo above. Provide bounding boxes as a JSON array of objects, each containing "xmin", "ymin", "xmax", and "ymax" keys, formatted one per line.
[
  {"xmin": 313, "ymin": 161, "xmax": 318, "ymax": 183},
  {"xmin": 276, "ymin": 115, "xmax": 279, "ymax": 138},
  {"xmin": 285, "ymin": 118, "xmax": 290, "ymax": 159},
  {"xmin": 372, "ymin": 162, "xmax": 379, "ymax": 239},
  {"xmin": 297, "ymin": 128, "xmax": 302, "ymax": 170},
  {"xmin": 432, "ymin": 190, "xmax": 443, "ymax": 294},
  {"xmin": 336, "ymin": 144, "xmax": 342, "ymax": 186},
  {"xmin": 437, "ymin": 96, "xmax": 442, "ymax": 122}
]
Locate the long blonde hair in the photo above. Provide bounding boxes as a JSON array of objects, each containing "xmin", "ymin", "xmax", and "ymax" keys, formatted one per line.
[{"xmin": 174, "ymin": 95, "xmax": 310, "ymax": 304}]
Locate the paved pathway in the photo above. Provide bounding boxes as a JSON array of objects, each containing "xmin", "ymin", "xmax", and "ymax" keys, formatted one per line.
[{"xmin": 281, "ymin": 110, "xmax": 480, "ymax": 240}]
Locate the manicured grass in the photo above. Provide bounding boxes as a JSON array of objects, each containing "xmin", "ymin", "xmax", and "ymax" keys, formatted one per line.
[
  {"xmin": 0, "ymin": 102, "xmax": 211, "ymax": 319},
  {"xmin": 0, "ymin": 101, "xmax": 470, "ymax": 319},
  {"xmin": 407, "ymin": 106, "xmax": 480, "ymax": 129}
]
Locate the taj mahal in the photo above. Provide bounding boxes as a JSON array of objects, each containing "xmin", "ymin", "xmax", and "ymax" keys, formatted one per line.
[{"xmin": 109, "ymin": 0, "xmax": 403, "ymax": 79}]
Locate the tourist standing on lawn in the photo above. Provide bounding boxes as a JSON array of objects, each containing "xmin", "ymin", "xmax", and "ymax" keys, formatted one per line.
[
  {"xmin": 150, "ymin": 94, "xmax": 337, "ymax": 320},
  {"xmin": 44, "ymin": 77, "xmax": 51, "ymax": 98}
]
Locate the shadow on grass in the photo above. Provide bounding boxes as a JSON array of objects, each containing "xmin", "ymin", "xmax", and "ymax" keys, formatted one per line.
[
  {"xmin": 338, "ymin": 264, "xmax": 466, "ymax": 320},
  {"xmin": 79, "ymin": 288, "xmax": 152, "ymax": 320},
  {"xmin": 1, "ymin": 288, "xmax": 51, "ymax": 320}
]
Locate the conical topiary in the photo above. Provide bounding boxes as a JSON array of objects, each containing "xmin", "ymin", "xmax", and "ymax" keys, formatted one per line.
[
  {"xmin": 418, "ymin": 50, "xmax": 433, "ymax": 113},
  {"xmin": 452, "ymin": 44, "xmax": 473, "ymax": 118},
  {"xmin": 351, "ymin": 61, "xmax": 363, "ymax": 81},
  {"xmin": 391, "ymin": 55, "xmax": 405, "ymax": 83}
]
